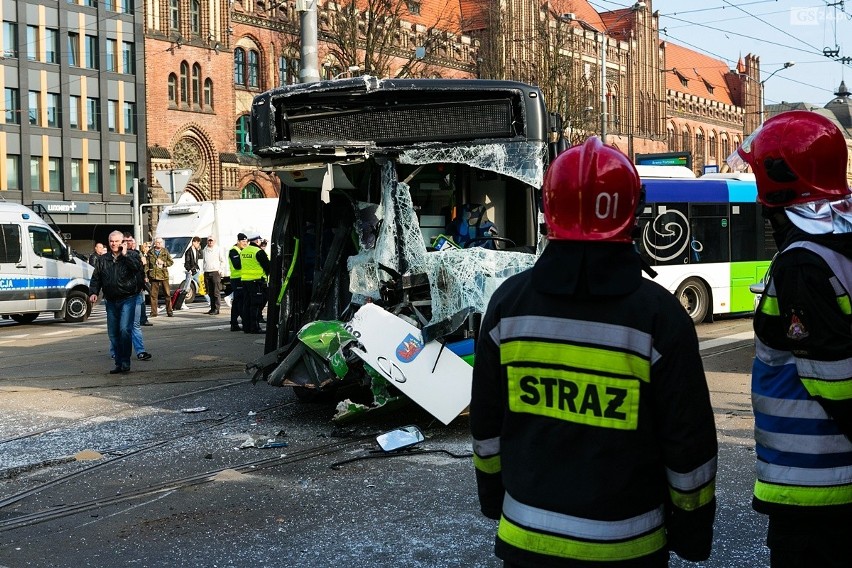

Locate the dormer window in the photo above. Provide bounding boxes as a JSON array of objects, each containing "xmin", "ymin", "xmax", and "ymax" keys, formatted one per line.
[
  {"xmin": 407, "ymin": 1, "xmax": 420, "ymax": 15},
  {"xmin": 674, "ymin": 70, "xmax": 688, "ymax": 87},
  {"xmin": 703, "ymin": 79, "xmax": 714, "ymax": 94}
]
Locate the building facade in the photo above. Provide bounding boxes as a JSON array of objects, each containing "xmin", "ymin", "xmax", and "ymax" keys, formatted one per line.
[{"xmin": 0, "ymin": 0, "xmax": 146, "ymax": 252}]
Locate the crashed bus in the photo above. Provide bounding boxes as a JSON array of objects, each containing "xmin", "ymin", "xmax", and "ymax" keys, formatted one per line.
[{"xmin": 246, "ymin": 76, "xmax": 564, "ymax": 423}]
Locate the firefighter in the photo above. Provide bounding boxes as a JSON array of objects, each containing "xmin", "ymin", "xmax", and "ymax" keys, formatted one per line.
[
  {"xmin": 729, "ymin": 110, "xmax": 852, "ymax": 567},
  {"xmin": 471, "ymin": 136, "xmax": 718, "ymax": 567}
]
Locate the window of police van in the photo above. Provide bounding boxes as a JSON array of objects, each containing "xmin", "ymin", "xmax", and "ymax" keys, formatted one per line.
[
  {"xmin": 29, "ymin": 226, "xmax": 64, "ymax": 260},
  {"xmin": 1, "ymin": 225, "xmax": 22, "ymax": 263}
]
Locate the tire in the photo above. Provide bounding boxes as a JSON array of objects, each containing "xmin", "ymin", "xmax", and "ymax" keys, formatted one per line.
[
  {"xmin": 10, "ymin": 313, "xmax": 39, "ymax": 324},
  {"xmin": 64, "ymin": 290, "xmax": 92, "ymax": 323},
  {"xmin": 676, "ymin": 278, "xmax": 710, "ymax": 324}
]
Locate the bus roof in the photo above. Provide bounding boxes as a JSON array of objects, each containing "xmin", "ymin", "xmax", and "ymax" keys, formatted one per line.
[
  {"xmin": 635, "ymin": 165, "xmax": 696, "ymax": 179},
  {"xmin": 641, "ymin": 177, "xmax": 758, "ymax": 203}
]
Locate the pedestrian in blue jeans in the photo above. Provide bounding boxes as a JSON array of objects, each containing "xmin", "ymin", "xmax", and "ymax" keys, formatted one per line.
[{"xmin": 89, "ymin": 230, "xmax": 145, "ymax": 374}]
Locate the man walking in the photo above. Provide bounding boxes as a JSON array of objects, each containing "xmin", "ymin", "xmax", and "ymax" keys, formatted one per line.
[
  {"xmin": 730, "ymin": 111, "xmax": 852, "ymax": 567},
  {"xmin": 89, "ymin": 230, "xmax": 144, "ymax": 374},
  {"xmin": 146, "ymin": 237, "xmax": 174, "ymax": 317},
  {"xmin": 183, "ymin": 236, "xmax": 203, "ymax": 310},
  {"xmin": 471, "ymin": 137, "xmax": 718, "ymax": 567},
  {"xmin": 228, "ymin": 233, "xmax": 249, "ymax": 331},
  {"xmin": 203, "ymin": 235, "xmax": 226, "ymax": 315}
]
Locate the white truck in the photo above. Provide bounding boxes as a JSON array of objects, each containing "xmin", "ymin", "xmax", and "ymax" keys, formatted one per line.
[
  {"xmin": 153, "ymin": 198, "xmax": 278, "ymax": 302},
  {"xmin": 0, "ymin": 202, "xmax": 93, "ymax": 324}
]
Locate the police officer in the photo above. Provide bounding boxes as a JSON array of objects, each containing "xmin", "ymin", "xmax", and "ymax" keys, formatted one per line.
[
  {"xmin": 228, "ymin": 233, "xmax": 248, "ymax": 332},
  {"xmin": 729, "ymin": 111, "xmax": 852, "ymax": 567},
  {"xmin": 240, "ymin": 234, "xmax": 270, "ymax": 334},
  {"xmin": 471, "ymin": 137, "xmax": 718, "ymax": 567}
]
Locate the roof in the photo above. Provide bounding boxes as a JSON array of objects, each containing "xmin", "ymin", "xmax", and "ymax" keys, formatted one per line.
[
  {"xmin": 600, "ymin": 8, "xmax": 635, "ymax": 38},
  {"xmin": 824, "ymin": 80, "xmax": 852, "ymax": 129},
  {"xmin": 663, "ymin": 42, "xmax": 735, "ymax": 106}
]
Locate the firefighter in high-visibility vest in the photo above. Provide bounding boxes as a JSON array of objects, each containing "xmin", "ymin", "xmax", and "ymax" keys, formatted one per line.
[
  {"xmin": 471, "ymin": 136, "xmax": 718, "ymax": 567},
  {"xmin": 729, "ymin": 110, "xmax": 852, "ymax": 567}
]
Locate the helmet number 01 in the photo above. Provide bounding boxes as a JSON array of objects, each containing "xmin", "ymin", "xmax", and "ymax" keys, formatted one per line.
[{"xmin": 595, "ymin": 192, "xmax": 619, "ymax": 219}]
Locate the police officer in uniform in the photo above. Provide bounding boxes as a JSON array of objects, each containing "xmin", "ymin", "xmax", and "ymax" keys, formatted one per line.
[
  {"xmin": 228, "ymin": 233, "xmax": 248, "ymax": 332},
  {"xmin": 240, "ymin": 234, "xmax": 270, "ymax": 334},
  {"xmin": 471, "ymin": 137, "xmax": 718, "ymax": 567},
  {"xmin": 729, "ymin": 111, "xmax": 852, "ymax": 567}
]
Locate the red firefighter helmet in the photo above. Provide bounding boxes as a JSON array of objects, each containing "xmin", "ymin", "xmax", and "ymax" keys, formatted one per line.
[
  {"xmin": 543, "ymin": 136, "xmax": 642, "ymax": 243},
  {"xmin": 731, "ymin": 111, "xmax": 850, "ymax": 207}
]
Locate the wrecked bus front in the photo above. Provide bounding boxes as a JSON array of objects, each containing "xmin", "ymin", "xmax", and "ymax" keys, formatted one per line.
[{"xmin": 248, "ymin": 77, "xmax": 563, "ymax": 423}]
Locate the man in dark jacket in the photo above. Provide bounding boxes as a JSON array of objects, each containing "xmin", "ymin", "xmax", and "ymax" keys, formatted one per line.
[
  {"xmin": 89, "ymin": 230, "xmax": 145, "ymax": 374},
  {"xmin": 471, "ymin": 137, "xmax": 718, "ymax": 567},
  {"xmin": 730, "ymin": 110, "xmax": 852, "ymax": 567}
]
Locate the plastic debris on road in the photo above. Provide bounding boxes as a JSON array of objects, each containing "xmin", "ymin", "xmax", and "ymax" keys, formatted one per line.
[{"xmin": 180, "ymin": 407, "xmax": 209, "ymax": 413}]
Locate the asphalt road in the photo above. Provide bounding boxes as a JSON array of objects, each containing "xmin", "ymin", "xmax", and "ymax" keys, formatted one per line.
[{"xmin": 0, "ymin": 304, "xmax": 766, "ymax": 567}]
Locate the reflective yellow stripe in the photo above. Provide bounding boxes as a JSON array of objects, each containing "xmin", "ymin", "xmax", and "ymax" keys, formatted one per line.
[
  {"xmin": 755, "ymin": 479, "xmax": 852, "ymax": 506},
  {"xmin": 498, "ymin": 516, "xmax": 666, "ymax": 562},
  {"xmin": 837, "ymin": 295, "xmax": 851, "ymax": 315},
  {"xmin": 669, "ymin": 481, "xmax": 715, "ymax": 511},
  {"xmin": 473, "ymin": 454, "xmax": 501, "ymax": 475},
  {"xmin": 760, "ymin": 296, "xmax": 780, "ymax": 316},
  {"xmin": 800, "ymin": 377, "xmax": 852, "ymax": 401},
  {"xmin": 501, "ymin": 341, "xmax": 650, "ymax": 383},
  {"xmin": 507, "ymin": 367, "xmax": 640, "ymax": 430}
]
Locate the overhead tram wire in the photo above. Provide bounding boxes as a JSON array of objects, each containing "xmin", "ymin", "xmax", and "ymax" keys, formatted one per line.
[{"xmin": 721, "ymin": 0, "xmax": 824, "ymax": 54}]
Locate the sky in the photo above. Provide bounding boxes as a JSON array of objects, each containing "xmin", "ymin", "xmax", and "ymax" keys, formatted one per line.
[{"xmin": 590, "ymin": 0, "xmax": 852, "ymax": 107}]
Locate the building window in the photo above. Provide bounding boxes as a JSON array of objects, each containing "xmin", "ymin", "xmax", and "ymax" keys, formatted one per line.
[
  {"xmin": 44, "ymin": 28, "xmax": 58, "ymax": 63},
  {"xmin": 47, "ymin": 158, "xmax": 60, "ymax": 192},
  {"xmin": 247, "ymin": 50, "xmax": 260, "ymax": 88},
  {"xmin": 681, "ymin": 128, "xmax": 691, "ymax": 153},
  {"xmin": 87, "ymin": 97, "xmax": 99, "ymax": 131},
  {"xmin": 26, "ymin": 26, "xmax": 38, "ymax": 61},
  {"xmin": 109, "ymin": 161, "xmax": 119, "ymax": 194},
  {"xmin": 105, "ymin": 39, "xmax": 117, "ymax": 72},
  {"xmin": 85, "ymin": 35, "xmax": 99, "ymax": 69},
  {"xmin": 190, "ymin": 0, "xmax": 200, "ymax": 34},
  {"xmin": 204, "ymin": 78, "xmax": 213, "ymax": 108},
  {"xmin": 278, "ymin": 56, "xmax": 300, "ymax": 85},
  {"xmin": 120, "ymin": 0, "xmax": 134, "ymax": 14},
  {"xmin": 71, "ymin": 159, "xmax": 82, "ymax": 192},
  {"xmin": 103, "ymin": 0, "xmax": 115, "ymax": 10},
  {"xmin": 28, "ymin": 91, "xmax": 41, "ymax": 126},
  {"xmin": 192, "ymin": 63, "xmax": 201, "ymax": 105},
  {"xmin": 30, "ymin": 157, "xmax": 42, "ymax": 190},
  {"xmin": 236, "ymin": 115, "xmax": 251, "ymax": 153},
  {"xmin": 2, "ymin": 22, "xmax": 17, "ymax": 58},
  {"xmin": 709, "ymin": 133, "xmax": 717, "ymax": 158},
  {"xmin": 168, "ymin": 73, "xmax": 177, "ymax": 103},
  {"xmin": 180, "ymin": 61, "xmax": 189, "ymax": 103},
  {"xmin": 107, "ymin": 100, "xmax": 117, "ymax": 132},
  {"xmin": 88, "ymin": 160, "xmax": 101, "ymax": 194},
  {"xmin": 278, "ymin": 56, "xmax": 287, "ymax": 86},
  {"xmin": 46, "ymin": 93, "xmax": 60, "ymax": 127},
  {"xmin": 122, "ymin": 41, "xmax": 135, "ymax": 73},
  {"xmin": 123, "ymin": 101, "xmax": 136, "ymax": 134},
  {"xmin": 407, "ymin": 1, "xmax": 421, "ymax": 16},
  {"xmin": 241, "ymin": 183, "xmax": 264, "ymax": 199},
  {"xmin": 4, "ymin": 88, "xmax": 20, "ymax": 124},
  {"xmin": 695, "ymin": 129, "xmax": 705, "ymax": 160},
  {"xmin": 67, "ymin": 32, "xmax": 79, "ymax": 66},
  {"xmin": 6, "ymin": 155, "xmax": 20, "ymax": 190},
  {"xmin": 234, "ymin": 48, "xmax": 245, "ymax": 85},
  {"xmin": 125, "ymin": 162, "xmax": 137, "ymax": 194},
  {"xmin": 169, "ymin": 0, "xmax": 180, "ymax": 30}
]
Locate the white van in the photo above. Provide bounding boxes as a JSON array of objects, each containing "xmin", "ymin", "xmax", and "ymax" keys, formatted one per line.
[{"xmin": 0, "ymin": 202, "xmax": 93, "ymax": 323}]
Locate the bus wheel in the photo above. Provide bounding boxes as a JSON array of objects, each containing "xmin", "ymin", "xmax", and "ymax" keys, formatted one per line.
[{"xmin": 676, "ymin": 278, "xmax": 709, "ymax": 324}]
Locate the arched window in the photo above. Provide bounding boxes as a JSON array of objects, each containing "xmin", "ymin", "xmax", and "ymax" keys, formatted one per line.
[
  {"xmin": 721, "ymin": 133, "xmax": 730, "ymax": 159},
  {"xmin": 681, "ymin": 126, "xmax": 691, "ymax": 153},
  {"xmin": 204, "ymin": 78, "xmax": 213, "ymax": 108},
  {"xmin": 191, "ymin": 63, "xmax": 201, "ymax": 105},
  {"xmin": 190, "ymin": 0, "xmax": 201, "ymax": 34},
  {"xmin": 234, "ymin": 48, "xmax": 245, "ymax": 85},
  {"xmin": 179, "ymin": 62, "xmax": 189, "ymax": 104},
  {"xmin": 667, "ymin": 122, "xmax": 677, "ymax": 150},
  {"xmin": 695, "ymin": 128, "xmax": 704, "ymax": 160},
  {"xmin": 247, "ymin": 50, "xmax": 260, "ymax": 88},
  {"xmin": 167, "ymin": 73, "xmax": 177, "ymax": 103},
  {"xmin": 241, "ymin": 182, "xmax": 264, "ymax": 199},
  {"xmin": 708, "ymin": 130, "xmax": 717, "ymax": 159},
  {"xmin": 236, "ymin": 115, "xmax": 251, "ymax": 153}
]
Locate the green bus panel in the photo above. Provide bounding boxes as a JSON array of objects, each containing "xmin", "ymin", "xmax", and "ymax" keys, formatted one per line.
[{"xmin": 730, "ymin": 260, "xmax": 772, "ymax": 314}]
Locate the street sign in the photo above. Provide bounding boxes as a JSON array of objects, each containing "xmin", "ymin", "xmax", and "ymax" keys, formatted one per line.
[{"xmin": 154, "ymin": 169, "xmax": 193, "ymax": 202}]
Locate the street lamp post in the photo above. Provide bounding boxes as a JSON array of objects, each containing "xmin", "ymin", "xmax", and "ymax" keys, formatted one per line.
[
  {"xmin": 562, "ymin": 1, "xmax": 645, "ymax": 144},
  {"xmin": 760, "ymin": 61, "xmax": 795, "ymax": 123}
]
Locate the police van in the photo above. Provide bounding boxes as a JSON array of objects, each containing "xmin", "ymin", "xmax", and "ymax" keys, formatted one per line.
[{"xmin": 0, "ymin": 202, "xmax": 93, "ymax": 324}]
